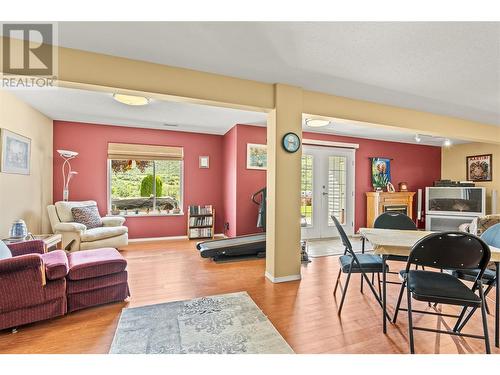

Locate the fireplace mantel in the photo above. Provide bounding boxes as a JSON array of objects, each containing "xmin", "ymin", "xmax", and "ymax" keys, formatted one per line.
[{"xmin": 366, "ymin": 191, "xmax": 416, "ymax": 227}]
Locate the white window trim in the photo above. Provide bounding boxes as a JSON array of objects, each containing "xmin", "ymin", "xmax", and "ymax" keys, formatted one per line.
[{"xmin": 107, "ymin": 159, "xmax": 184, "ymax": 217}]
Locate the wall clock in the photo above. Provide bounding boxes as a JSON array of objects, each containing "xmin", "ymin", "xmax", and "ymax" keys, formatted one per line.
[{"xmin": 282, "ymin": 132, "xmax": 301, "ymax": 153}]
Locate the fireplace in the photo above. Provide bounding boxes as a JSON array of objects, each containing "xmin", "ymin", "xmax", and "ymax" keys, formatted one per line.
[
  {"xmin": 383, "ymin": 205, "xmax": 408, "ymax": 215},
  {"xmin": 366, "ymin": 191, "xmax": 415, "ymax": 227}
]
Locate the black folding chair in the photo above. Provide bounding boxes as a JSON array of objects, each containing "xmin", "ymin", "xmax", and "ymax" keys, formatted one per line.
[
  {"xmin": 368, "ymin": 212, "xmax": 419, "ymax": 291},
  {"xmin": 332, "ymin": 215, "xmax": 390, "ymax": 318},
  {"xmin": 392, "ymin": 232, "xmax": 491, "ymax": 354},
  {"xmin": 452, "ymin": 223, "xmax": 500, "ymax": 333}
]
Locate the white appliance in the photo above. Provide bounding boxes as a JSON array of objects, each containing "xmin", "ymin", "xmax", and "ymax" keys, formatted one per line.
[{"xmin": 425, "ymin": 186, "xmax": 486, "ymax": 231}]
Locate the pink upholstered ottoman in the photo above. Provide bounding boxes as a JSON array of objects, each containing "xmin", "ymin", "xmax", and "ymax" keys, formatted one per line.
[{"xmin": 66, "ymin": 248, "xmax": 130, "ymax": 313}]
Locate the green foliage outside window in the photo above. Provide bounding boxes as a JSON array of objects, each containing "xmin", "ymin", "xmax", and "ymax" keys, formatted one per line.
[
  {"xmin": 110, "ymin": 159, "xmax": 182, "ymax": 211},
  {"xmin": 140, "ymin": 175, "xmax": 163, "ymax": 197}
]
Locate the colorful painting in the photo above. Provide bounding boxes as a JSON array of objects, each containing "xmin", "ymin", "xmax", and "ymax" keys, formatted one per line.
[
  {"xmin": 370, "ymin": 157, "xmax": 391, "ymax": 189},
  {"xmin": 247, "ymin": 143, "xmax": 267, "ymax": 170},
  {"xmin": 1, "ymin": 129, "xmax": 31, "ymax": 175},
  {"xmin": 467, "ymin": 154, "xmax": 492, "ymax": 182}
]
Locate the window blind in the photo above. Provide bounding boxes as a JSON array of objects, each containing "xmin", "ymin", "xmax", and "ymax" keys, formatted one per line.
[{"xmin": 107, "ymin": 143, "xmax": 183, "ymax": 161}]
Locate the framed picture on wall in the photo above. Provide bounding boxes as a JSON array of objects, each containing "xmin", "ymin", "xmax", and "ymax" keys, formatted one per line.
[
  {"xmin": 466, "ymin": 154, "xmax": 492, "ymax": 182},
  {"xmin": 199, "ymin": 156, "xmax": 210, "ymax": 169},
  {"xmin": 370, "ymin": 157, "xmax": 391, "ymax": 190},
  {"xmin": 0, "ymin": 129, "xmax": 31, "ymax": 175},
  {"xmin": 247, "ymin": 143, "xmax": 267, "ymax": 170}
]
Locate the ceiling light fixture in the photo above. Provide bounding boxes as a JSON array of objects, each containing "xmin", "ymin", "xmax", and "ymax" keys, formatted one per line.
[
  {"xmin": 112, "ymin": 93, "xmax": 150, "ymax": 106},
  {"xmin": 443, "ymin": 139, "xmax": 452, "ymax": 147},
  {"xmin": 415, "ymin": 134, "xmax": 422, "ymax": 143},
  {"xmin": 305, "ymin": 118, "xmax": 330, "ymax": 128}
]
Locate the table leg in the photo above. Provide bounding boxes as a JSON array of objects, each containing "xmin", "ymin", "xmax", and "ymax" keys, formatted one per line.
[
  {"xmin": 362, "ymin": 237, "xmax": 365, "ymax": 254},
  {"xmin": 382, "ymin": 255, "xmax": 387, "ymax": 334},
  {"xmin": 496, "ymin": 262, "xmax": 499, "ymax": 348}
]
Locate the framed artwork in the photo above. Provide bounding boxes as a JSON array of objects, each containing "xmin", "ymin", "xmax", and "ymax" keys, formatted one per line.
[
  {"xmin": 0, "ymin": 129, "xmax": 31, "ymax": 175},
  {"xmin": 247, "ymin": 143, "xmax": 267, "ymax": 170},
  {"xmin": 199, "ymin": 156, "xmax": 210, "ymax": 169},
  {"xmin": 467, "ymin": 154, "xmax": 492, "ymax": 182},
  {"xmin": 370, "ymin": 157, "xmax": 391, "ymax": 189}
]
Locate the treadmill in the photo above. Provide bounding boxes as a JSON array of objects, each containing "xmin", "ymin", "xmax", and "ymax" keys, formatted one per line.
[
  {"xmin": 197, "ymin": 233, "xmax": 266, "ymax": 259},
  {"xmin": 197, "ymin": 188, "xmax": 266, "ymax": 260}
]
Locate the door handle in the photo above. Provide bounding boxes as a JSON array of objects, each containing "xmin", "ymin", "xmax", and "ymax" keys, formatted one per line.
[{"xmin": 322, "ymin": 192, "xmax": 328, "ymax": 196}]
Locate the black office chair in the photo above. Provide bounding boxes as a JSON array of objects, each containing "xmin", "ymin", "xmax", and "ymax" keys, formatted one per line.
[
  {"xmin": 332, "ymin": 215, "xmax": 389, "ymax": 317},
  {"xmin": 392, "ymin": 232, "xmax": 491, "ymax": 354}
]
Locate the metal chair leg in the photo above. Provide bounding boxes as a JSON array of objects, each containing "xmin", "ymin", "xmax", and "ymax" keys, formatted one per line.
[
  {"xmin": 393, "ymin": 280, "xmax": 406, "ymax": 323},
  {"xmin": 338, "ymin": 269, "xmax": 352, "ymax": 315},
  {"xmin": 377, "ymin": 272, "xmax": 382, "ymax": 299},
  {"xmin": 360, "ymin": 274, "xmax": 364, "ymax": 294},
  {"xmin": 479, "ymin": 286, "xmax": 491, "ymax": 354},
  {"xmin": 407, "ymin": 286, "xmax": 415, "ymax": 354},
  {"xmin": 453, "ymin": 306, "xmax": 469, "ymax": 332},
  {"xmin": 333, "ymin": 268, "xmax": 342, "ymax": 296}
]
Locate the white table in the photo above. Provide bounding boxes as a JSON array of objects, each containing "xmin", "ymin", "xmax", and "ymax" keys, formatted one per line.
[{"xmin": 359, "ymin": 227, "xmax": 500, "ymax": 347}]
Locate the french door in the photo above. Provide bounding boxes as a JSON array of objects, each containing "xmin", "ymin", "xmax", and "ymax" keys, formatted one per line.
[{"xmin": 301, "ymin": 145, "xmax": 355, "ymax": 239}]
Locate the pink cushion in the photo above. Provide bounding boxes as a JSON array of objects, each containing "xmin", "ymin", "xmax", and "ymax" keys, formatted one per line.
[
  {"xmin": 41, "ymin": 250, "xmax": 69, "ymax": 280},
  {"xmin": 67, "ymin": 248, "xmax": 127, "ymax": 281}
]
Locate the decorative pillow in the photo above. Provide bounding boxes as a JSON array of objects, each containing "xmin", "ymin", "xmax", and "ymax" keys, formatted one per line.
[
  {"xmin": 0, "ymin": 241, "xmax": 12, "ymax": 260},
  {"xmin": 71, "ymin": 205, "xmax": 103, "ymax": 229}
]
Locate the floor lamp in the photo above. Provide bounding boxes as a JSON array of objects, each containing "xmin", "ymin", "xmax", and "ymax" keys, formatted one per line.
[{"xmin": 57, "ymin": 149, "xmax": 78, "ymax": 201}]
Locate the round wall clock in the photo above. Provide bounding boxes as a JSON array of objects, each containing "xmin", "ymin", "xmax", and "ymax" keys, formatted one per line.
[{"xmin": 282, "ymin": 132, "xmax": 301, "ymax": 153}]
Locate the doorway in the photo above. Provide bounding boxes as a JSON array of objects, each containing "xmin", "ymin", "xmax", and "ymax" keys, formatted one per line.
[{"xmin": 301, "ymin": 145, "xmax": 355, "ymax": 239}]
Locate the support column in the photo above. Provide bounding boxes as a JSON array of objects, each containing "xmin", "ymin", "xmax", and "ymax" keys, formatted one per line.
[{"xmin": 265, "ymin": 84, "xmax": 303, "ymax": 283}]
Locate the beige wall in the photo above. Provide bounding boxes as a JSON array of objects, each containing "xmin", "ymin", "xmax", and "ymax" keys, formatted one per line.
[
  {"xmin": 0, "ymin": 90, "xmax": 53, "ymax": 238},
  {"xmin": 442, "ymin": 142, "xmax": 500, "ymax": 214}
]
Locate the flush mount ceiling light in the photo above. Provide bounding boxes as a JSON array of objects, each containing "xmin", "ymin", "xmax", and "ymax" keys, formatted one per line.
[
  {"xmin": 112, "ymin": 93, "xmax": 150, "ymax": 106},
  {"xmin": 443, "ymin": 139, "xmax": 452, "ymax": 147},
  {"xmin": 305, "ymin": 118, "xmax": 330, "ymax": 128}
]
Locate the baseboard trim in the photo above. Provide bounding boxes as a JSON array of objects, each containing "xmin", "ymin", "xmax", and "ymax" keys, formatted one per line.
[
  {"xmin": 129, "ymin": 233, "xmax": 225, "ymax": 243},
  {"xmin": 265, "ymin": 272, "xmax": 301, "ymax": 283}
]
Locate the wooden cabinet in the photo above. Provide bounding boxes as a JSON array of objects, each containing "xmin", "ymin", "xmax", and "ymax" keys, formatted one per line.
[{"xmin": 366, "ymin": 191, "xmax": 415, "ymax": 227}]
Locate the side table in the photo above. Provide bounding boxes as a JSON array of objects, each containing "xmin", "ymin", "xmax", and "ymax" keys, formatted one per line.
[{"xmin": 3, "ymin": 234, "xmax": 63, "ymax": 253}]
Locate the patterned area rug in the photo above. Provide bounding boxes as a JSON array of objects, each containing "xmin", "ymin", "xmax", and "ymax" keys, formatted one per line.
[{"xmin": 109, "ymin": 292, "xmax": 294, "ymax": 354}]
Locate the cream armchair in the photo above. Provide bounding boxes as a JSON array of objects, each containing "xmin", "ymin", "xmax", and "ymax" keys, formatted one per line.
[{"xmin": 47, "ymin": 201, "xmax": 128, "ymax": 251}]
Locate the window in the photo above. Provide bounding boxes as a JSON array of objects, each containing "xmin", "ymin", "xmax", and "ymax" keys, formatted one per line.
[
  {"xmin": 327, "ymin": 155, "xmax": 347, "ymax": 225},
  {"xmin": 301, "ymin": 154, "xmax": 313, "ymax": 227},
  {"xmin": 108, "ymin": 143, "xmax": 183, "ymax": 216}
]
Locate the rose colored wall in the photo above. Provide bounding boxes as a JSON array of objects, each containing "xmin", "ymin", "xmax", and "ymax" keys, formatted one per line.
[
  {"xmin": 53, "ymin": 121, "xmax": 224, "ymax": 239},
  {"xmin": 221, "ymin": 124, "xmax": 267, "ymax": 236},
  {"xmin": 221, "ymin": 125, "xmax": 441, "ymax": 235},
  {"xmin": 235, "ymin": 125, "xmax": 267, "ymax": 235},
  {"xmin": 302, "ymin": 131, "xmax": 442, "ymax": 230},
  {"xmin": 221, "ymin": 126, "xmax": 237, "ymax": 237}
]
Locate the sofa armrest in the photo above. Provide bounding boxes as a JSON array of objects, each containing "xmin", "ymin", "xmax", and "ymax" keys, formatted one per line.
[
  {"xmin": 101, "ymin": 216, "xmax": 126, "ymax": 227},
  {"xmin": 7, "ymin": 240, "xmax": 45, "ymax": 256},
  {"xmin": 41, "ymin": 250, "xmax": 69, "ymax": 280},
  {"xmin": 54, "ymin": 222, "xmax": 87, "ymax": 233},
  {"xmin": 0, "ymin": 254, "xmax": 42, "ymax": 274}
]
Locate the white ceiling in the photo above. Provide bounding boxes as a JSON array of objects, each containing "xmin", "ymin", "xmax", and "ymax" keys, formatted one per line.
[
  {"xmin": 44, "ymin": 21, "xmax": 500, "ymax": 126},
  {"xmin": 7, "ymin": 86, "xmax": 467, "ymax": 146},
  {"xmin": 7, "ymin": 86, "xmax": 267, "ymax": 134}
]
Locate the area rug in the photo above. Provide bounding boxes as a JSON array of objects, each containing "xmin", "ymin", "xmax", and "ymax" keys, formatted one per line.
[{"xmin": 109, "ymin": 291, "xmax": 294, "ymax": 354}]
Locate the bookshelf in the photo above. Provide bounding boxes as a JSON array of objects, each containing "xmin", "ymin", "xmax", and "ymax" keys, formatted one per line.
[{"xmin": 187, "ymin": 205, "xmax": 215, "ymax": 239}]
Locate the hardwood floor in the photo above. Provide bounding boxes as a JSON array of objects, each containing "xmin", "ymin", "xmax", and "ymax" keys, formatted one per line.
[{"xmin": 0, "ymin": 238, "xmax": 498, "ymax": 354}]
